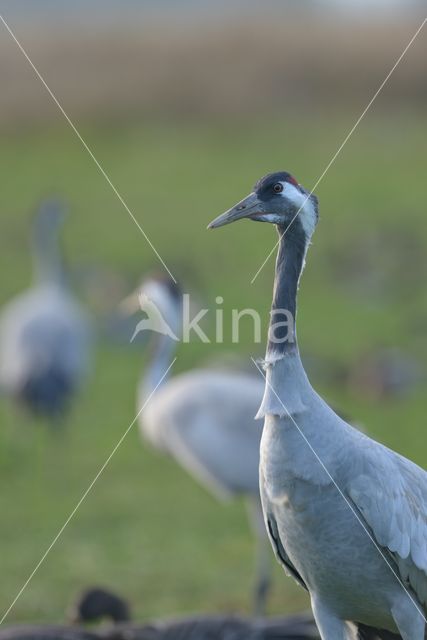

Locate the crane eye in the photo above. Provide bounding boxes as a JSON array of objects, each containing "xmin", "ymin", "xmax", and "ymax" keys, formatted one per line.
[{"xmin": 273, "ymin": 183, "xmax": 283, "ymax": 193}]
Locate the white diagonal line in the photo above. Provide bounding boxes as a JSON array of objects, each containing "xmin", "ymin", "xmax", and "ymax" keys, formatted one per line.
[
  {"xmin": 251, "ymin": 357, "xmax": 427, "ymax": 622},
  {"xmin": 251, "ymin": 16, "xmax": 427, "ymax": 284},
  {"xmin": 0, "ymin": 14, "xmax": 176, "ymax": 284},
  {"xmin": 0, "ymin": 358, "xmax": 177, "ymax": 626}
]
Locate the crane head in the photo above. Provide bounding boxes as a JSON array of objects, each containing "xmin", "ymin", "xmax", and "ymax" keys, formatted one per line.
[
  {"xmin": 208, "ymin": 171, "xmax": 318, "ymax": 239},
  {"xmin": 120, "ymin": 274, "xmax": 182, "ymax": 343}
]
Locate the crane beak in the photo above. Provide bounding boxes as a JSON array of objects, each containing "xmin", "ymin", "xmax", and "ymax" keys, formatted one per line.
[{"xmin": 207, "ymin": 192, "xmax": 264, "ymax": 229}]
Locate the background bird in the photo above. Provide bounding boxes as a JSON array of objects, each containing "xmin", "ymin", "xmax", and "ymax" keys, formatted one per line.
[
  {"xmin": 0, "ymin": 199, "xmax": 92, "ymax": 424},
  {"xmin": 68, "ymin": 587, "xmax": 131, "ymax": 625},
  {"xmin": 121, "ymin": 274, "xmax": 272, "ymax": 615},
  {"xmin": 209, "ymin": 171, "xmax": 427, "ymax": 639}
]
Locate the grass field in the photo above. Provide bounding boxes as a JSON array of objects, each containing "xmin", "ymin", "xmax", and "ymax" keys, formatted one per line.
[{"xmin": 0, "ymin": 111, "xmax": 426, "ymax": 623}]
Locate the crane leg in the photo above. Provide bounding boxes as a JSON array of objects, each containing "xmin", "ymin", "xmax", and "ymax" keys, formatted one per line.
[
  {"xmin": 246, "ymin": 498, "xmax": 272, "ymax": 617},
  {"xmin": 311, "ymin": 597, "xmax": 358, "ymax": 640}
]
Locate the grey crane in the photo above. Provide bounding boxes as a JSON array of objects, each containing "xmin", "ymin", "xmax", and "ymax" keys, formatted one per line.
[
  {"xmin": 121, "ymin": 275, "xmax": 271, "ymax": 614},
  {"xmin": 208, "ymin": 171, "xmax": 427, "ymax": 639},
  {"xmin": 0, "ymin": 200, "xmax": 91, "ymax": 423}
]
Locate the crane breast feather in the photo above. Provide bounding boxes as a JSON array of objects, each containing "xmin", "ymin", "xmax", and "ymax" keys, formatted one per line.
[{"xmin": 347, "ymin": 451, "xmax": 427, "ymax": 606}]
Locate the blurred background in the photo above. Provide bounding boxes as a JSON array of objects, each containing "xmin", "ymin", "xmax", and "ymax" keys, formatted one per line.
[{"xmin": 0, "ymin": 0, "xmax": 426, "ymax": 626}]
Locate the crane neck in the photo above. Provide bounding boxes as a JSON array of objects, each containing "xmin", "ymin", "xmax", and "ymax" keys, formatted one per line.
[
  {"xmin": 266, "ymin": 222, "xmax": 308, "ymax": 359},
  {"xmin": 32, "ymin": 221, "xmax": 64, "ymax": 287},
  {"xmin": 257, "ymin": 221, "xmax": 312, "ymax": 419},
  {"xmin": 140, "ymin": 330, "xmax": 177, "ymax": 403}
]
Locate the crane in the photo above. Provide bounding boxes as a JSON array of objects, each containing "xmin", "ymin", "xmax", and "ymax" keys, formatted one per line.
[
  {"xmin": 0, "ymin": 200, "xmax": 91, "ymax": 424},
  {"xmin": 122, "ymin": 274, "xmax": 272, "ymax": 615},
  {"xmin": 208, "ymin": 171, "xmax": 427, "ymax": 639}
]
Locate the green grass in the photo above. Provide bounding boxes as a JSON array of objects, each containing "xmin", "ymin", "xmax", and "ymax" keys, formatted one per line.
[{"xmin": 0, "ymin": 111, "xmax": 426, "ymax": 623}]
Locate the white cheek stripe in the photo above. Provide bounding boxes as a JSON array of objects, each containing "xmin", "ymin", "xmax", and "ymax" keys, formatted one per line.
[{"xmin": 280, "ymin": 182, "xmax": 317, "ymax": 237}]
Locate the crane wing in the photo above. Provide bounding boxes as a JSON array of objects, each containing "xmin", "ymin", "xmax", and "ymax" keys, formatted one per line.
[{"xmin": 347, "ymin": 443, "xmax": 427, "ymax": 609}]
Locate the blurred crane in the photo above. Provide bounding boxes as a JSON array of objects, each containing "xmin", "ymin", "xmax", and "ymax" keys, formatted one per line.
[
  {"xmin": 121, "ymin": 275, "xmax": 270, "ymax": 615},
  {"xmin": 0, "ymin": 200, "xmax": 91, "ymax": 424}
]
